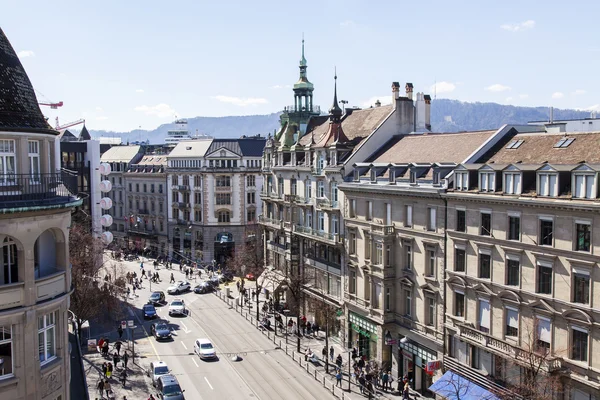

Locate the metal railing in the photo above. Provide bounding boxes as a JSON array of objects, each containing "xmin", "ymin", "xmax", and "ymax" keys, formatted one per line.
[
  {"xmin": 283, "ymin": 105, "xmax": 321, "ymax": 114},
  {"xmin": 0, "ymin": 173, "xmax": 78, "ymax": 209},
  {"xmin": 294, "ymin": 225, "xmax": 342, "ymax": 244}
]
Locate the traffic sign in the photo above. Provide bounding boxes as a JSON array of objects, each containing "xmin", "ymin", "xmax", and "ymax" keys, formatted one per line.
[{"xmin": 121, "ymin": 321, "xmax": 127, "ymax": 329}]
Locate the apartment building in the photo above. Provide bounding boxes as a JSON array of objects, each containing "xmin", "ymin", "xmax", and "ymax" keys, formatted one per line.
[
  {"xmin": 123, "ymin": 154, "xmax": 169, "ymax": 256},
  {"xmin": 166, "ymin": 137, "xmax": 264, "ymax": 263},
  {"xmin": 0, "ymin": 27, "xmax": 82, "ymax": 400}
]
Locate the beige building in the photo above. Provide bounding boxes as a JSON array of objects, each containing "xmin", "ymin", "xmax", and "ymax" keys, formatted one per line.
[
  {"xmin": 123, "ymin": 154, "xmax": 169, "ymax": 256},
  {"xmin": 0, "ymin": 28, "xmax": 81, "ymax": 400}
]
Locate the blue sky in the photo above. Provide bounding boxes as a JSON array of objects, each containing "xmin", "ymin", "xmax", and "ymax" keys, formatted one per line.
[{"xmin": 3, "ymin": 0, "xmax": 600, "ymax": 132}]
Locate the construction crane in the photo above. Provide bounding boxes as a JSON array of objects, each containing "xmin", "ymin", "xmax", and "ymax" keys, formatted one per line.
[
  {"xmin": 39, "ymin": 101, "xmax": 64, "ymax": 109},
  {"xmin": 55, "ymin": 117, "xmax": 85, "ymax": 130}
]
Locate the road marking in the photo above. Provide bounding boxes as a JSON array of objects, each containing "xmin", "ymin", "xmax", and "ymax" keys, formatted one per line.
[
  {"xmin": 204, "ymin": 376, "xmax": 213, "ymax": 390},
  {"xmin": 181, "ymin": 341, "xmax": 188, "ymax": 350},
  {"xmin": 192, "ymin": 358, "xmax": 199, "ymax": 367},
  {"xmin": 180, "ymin": 321, "xmax": 191, "ymax": 334}
]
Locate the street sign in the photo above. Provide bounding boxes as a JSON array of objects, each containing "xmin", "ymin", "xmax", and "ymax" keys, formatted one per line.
[
  {"xmin": 121, "ymin": 320, "xmax": 127, "ymax": 329},
  {"xmin": 127, "ymin": 320, "xmax": 134, "ymax": 328},
  {"xmin": 87, "ymin": 339, "xmax": 97, "ymax": 352}
]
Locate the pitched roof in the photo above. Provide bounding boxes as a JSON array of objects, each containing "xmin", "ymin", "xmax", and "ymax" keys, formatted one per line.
[
  {"xmin": 206, "ymin": 137, "xmax": 266, "ymax": 157},
  {"xmin": 168, "ymin": 139, "xmax": 213, "ymax": 157},
  {"xmin": 79, "ymin": 125, "xmax": 91, "ymax": 141},
  {"xmin": 100, "ymin": 145, "xmax": 142, "ymax": 162},
  {"xmin": 136, "ymin": 155, "xmax": 167, "ymax": 166},
  {"xmin": 483, "ymin": 131, "xmax": 600, "ymax": 164},
  {"xmin": 374, "ymin": 130, "xmax": 496, "ymax": 164},
  {"xmin": 0, "ymin": 28, "xmax": 56, "ymax": 134}
]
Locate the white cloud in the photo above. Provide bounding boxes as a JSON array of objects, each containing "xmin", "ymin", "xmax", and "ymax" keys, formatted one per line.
[
  {"xmin": 585, "ymin": 104, "xmax": 600, "ymax": 111},
  {"xmin": 573, "ymin": 89, "xmax": 586, "ymax": 95},
  {"xmin": 213, "ymin": 95, "xmax": 268, "ymax": 107},
  {"xmin": 551, "ymin": 92, "xmax": 564, "ymax": 99},
  {"xmin": 485, "ymin": 84, "xmax": 511, "ymax": 92},
  {"xmin": 134, "ymin": 103, "xmax": 177, "ymax": 118},
  {"xmin": 501, "ymin": 20, "xmax": 535, "ymax": 32},
  {"xmin": 340, "ymin": 20, "xmax": 356, "ymax": 28},
  {"xmin": 271, "ymin": 85, "xmax": 291, "ymax": 89},
  {"xmin": 505, "ymin": 97, "xmax": 514, "ymax": 102},
  {"xmin": 96, "ymin": 116, "xmax": 109, "ymax": 121},
  {"xmin": 136, "ymin": 89, "xmax": 144, "ymax": 93},
  {"xmin": 95, "ymin": 107, "xmax": 104, "ymax": 112},
  {"xmin": 430, "ymin": 81, "xmax": 456, "ymax": 94},
  {"xmin": 17, "ymin": 50, "xmax": 35, "ymax": 58},
  {"xmin": 361, "ymin": 96, "xmax": 391, "ymax": 108},
  {"xmin": 519, "ymin": 94, "xmax": 529, "ymax": 99}
]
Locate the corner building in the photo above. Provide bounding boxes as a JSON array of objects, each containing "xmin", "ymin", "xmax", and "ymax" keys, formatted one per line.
[{"xmin": 0, "ymin": 28, "xmax": 81, "ymax": 400}]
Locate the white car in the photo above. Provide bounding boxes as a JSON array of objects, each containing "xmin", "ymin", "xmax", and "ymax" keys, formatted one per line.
[
  {"xmin": 168, "ymin": 299, "xmax": 187, "ymax": 316},
  {"xmin": 167, "ymin": 280, "xmax": 191, "ymax": 295},
  {"xmin": 194, "ymin": 338, "xmax": 217, "ymax": 360},
  {"xmin": 148, "ymin": 360, "xmax": 170, "ymax": 387}
]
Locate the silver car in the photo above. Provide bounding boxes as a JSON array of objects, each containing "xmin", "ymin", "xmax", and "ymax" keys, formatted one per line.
[
  {"xmin": 148, "ymin": 360, "xmax": 169, "ymax": 387},
  {"xmin": 168, "ymin": 299, "xmax": 186, "ymax": 316}
]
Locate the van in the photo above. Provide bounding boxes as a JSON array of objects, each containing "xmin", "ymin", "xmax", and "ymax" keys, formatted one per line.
[{"xmin": 156, "ymin": 374, "xmax": 185, "ymax": 399}]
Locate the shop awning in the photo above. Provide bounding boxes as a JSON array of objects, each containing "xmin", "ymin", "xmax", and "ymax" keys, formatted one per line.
[
  {"xmin": 429, "ymin": 371, "xmax": 500, "ymax": 400},
  {"xmin": 258, "ymin": 269, "xmax": 287, "ymax": 292}
]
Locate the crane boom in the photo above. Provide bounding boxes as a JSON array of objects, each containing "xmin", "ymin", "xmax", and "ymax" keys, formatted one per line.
[
  {"xmin": 55, "ymin": 117, "xmax": 85, "ymax": 130},
  {"xmin": 39, "ymin": 101, "xmax": 64, "ymax": 109}
]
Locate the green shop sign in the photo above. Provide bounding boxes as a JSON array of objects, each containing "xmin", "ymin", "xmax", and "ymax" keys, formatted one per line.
[{"xmin": 351, "ymin": 323, "xmax": 378, "ymax": 340}]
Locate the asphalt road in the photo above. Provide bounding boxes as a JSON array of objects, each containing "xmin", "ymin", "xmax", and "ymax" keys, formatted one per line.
[{"xmin": 117, "ymin": 257, "xmax": 334, "ymax": 400}]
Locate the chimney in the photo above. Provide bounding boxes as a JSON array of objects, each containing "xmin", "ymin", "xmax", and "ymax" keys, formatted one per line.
[
  {"xmin": 424, "ymin": 94, "xmax": 432, "ymax": 131},
  {"xmin": 405, "ymin": 83, "xmax": 414, "ymax": 100},
  {"xmin": 415, "ymin": 92, "xmax": 427, "ymax": 132},
  {"xmin": 549, "ymin": 106, "xmax": 554, "ymax": 123},
  {"xmin": 392, "ymin": 82, "xmax": 400, "ymax": 102},
  {"xmin": 375, "ymin": 99, "xmax": 381, "ymax": 107}
]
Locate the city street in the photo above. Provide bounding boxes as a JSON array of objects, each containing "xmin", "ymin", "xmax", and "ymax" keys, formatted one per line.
[{"xmin": 110, "ymin": 256, "xmax": 336, "ymax": 400}]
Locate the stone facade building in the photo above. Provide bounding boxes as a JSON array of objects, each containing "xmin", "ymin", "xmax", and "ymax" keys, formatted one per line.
[{"xmin": 0, "ymin": 27, "xmax": 81, "ymax": 400}]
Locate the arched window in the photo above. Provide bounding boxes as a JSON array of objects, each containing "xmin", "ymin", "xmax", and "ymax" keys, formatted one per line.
[
  {"xmin": 218, "ymin": 211, "xmax": 230, "ymax": 223},
  {"xmin": 1, "ymin": 237, "xmax": 19, "ymax": 284}
]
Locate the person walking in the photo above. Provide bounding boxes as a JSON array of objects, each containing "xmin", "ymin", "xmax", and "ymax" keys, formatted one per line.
[
  {"xmin": 322, "ymin": 346, "xmax": 327, "ymax": 361},
  {"xmin": 329, "ymin": 346, "xmax": 334, "ymax": 362},
  {"xmin": 132, "ymin": 285, "xmax": 136, "ymax": 297},
  {"xmin": 115, "ymin": 341, "xmax": 122, "ymax": 355},
  {"xmin": 122, "ymin": 351, "xmax": 129, "ymax": 369},
  {"xmin": 336, "ymin": 369, "xmax": 343, "ymax": 387},
  {"xmin": 117, "ymin": 325, "xmax": 124, "ymax": 340},
  {"xmin": 107, "ymin": 362, "xmax": 113, "ymax": 380},
  {"xmin": 382, "ymin": 370, "xmax": 389, "ymax": 390},
  {"xmin": 336, "ymin": 354, "xmax": 343, "ymax": 369},
  {"xmin": 170, "ymin": 273, "xmax": 175, "ymax": 284},
  {"xmin": 120, "ymin": 369, "xmax": 127, "ymax": 386},
  {"xmin": 102, "ymin": 362, "xmax": 108, "ymax": 378},
  {"xmin": 97, "ymin": 378, "xmax": 105, "ymax": 396},
  {"xmin": 104, "ymin": 380, "xmax": 112, "ymax": 398}
]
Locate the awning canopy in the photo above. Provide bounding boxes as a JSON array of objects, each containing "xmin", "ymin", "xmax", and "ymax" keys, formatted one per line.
[
  {"xmin": 258, "ymin": 269, "xmax": 287, "ymax": 292},
  {"xmin": 429, "ymin": 371, "xmax": 500, "ymax": 400}
]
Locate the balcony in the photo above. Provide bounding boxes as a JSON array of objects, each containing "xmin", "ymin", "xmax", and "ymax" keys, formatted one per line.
[
  {"xmin": 176, "ymin": 185, "xmax": 189, "ymax": 191},
  {"xmin": 0, "ymin": 173, "xmax": 79, "ymax": 210},
  {"xmin": 177, "ymin": 202, "xmax": 189, "ymax": 209},
  {"xmin": 215, "ymin": 185, "xmax": 232, "ymax": 192},
  {"xmin": 0, "ymin": 282, "xmax": 25, "ymax": 311},
  {"xmin": 316, "ymin": 198, "xmax": 339, "ymax": 210},
  {"xmin": 138, "ymin": 209, "xmax": 151, "ymax": 215},
  {"xmin": 396, "ymin": 314, "xmax": 443, "ymax": 342},
  {"xmin": 177, "ymin": 219, "xmax": 191, "ymax": 226},
  {"xmin": 304, "ymin": 255, "xmax": 341, "ymax": 274},
  {"xmin": 371, "ymin": 224, "xmax": 395, "ymax": 236},
  {"xmin": 294, "ymin": 225, "xmax": 343, "ymax": 245},
  {"xmin": 268, "ymin": 241, "xmax": 287, "ymax": 255},
  {"xmin": 128, "ymin": 228, "xmax": 159, "ymax": 238},
  {"xmin": 258, "ymin": 215, "xmax": 283, "ymax": 230},
  {"xmin": 35, "ymin": 271, "xmax": 67, "ymax": 302},
  {"xmin": 283, "ymin": 104, "xmax": 321, "ymax": 114}
]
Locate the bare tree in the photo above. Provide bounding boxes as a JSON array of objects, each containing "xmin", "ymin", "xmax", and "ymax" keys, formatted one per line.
[
  {"xmin": 306, "ymin": 295, "xmax": 338, "ymax": 372},
  {"xmin": 432, "ymin": 371, "xmax": 499, "ymax": 400},
  {"xmin": 69, "ymin": 221, "xmax": 125, "ymax": 341}
]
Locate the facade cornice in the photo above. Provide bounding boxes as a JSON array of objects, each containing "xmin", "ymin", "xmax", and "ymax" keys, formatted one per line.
[
  {"xmin": 339, "ymin": 182, "xmax": 444, "ymax": 198},
  {"xmin": 443, "ymin": 191, "xmax": 600, "ymax": 212}
]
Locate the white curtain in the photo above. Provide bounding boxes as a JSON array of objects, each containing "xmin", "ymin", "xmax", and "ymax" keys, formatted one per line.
[
  {"xmin": 537, "ymin": 317, "xmax": 551, "ymax": 343},
  {"xmin": 479, "ymin": 300, "xmax": 490, "ymax": 330}
]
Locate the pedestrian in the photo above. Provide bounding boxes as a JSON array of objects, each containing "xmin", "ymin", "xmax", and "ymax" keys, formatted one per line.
[
  {"xmin": 102, "ymin": 362, "xmax": 108, "ymax": 378},
  {"xmin": 104, "ymin": 380, "xmax": 112, "ymax": 397},
  {"xmin": 313, "ymin": 322, "xmax": 319, "ymax": 337},
  {"xmin": 141, "ymin": 269, "xmax": 146, "ymax": 279},
  {"xmin": 402, "ymin": 377, "xmax": 410, "ymax": 400},
  {"xmin": 322, "ymin": 346, "xmax": 327, "ymax": 361},
  {"xmin": 336, "ymin": 369, "xmax": 343, "ymax": 387},
  {"xmin": 236, "ymin": 280, "xmax": 240, "ymax": 292},
  {"xmin": 112, "ymin": 351, "xmax": 119, "ymax": 366},
  {"xmin": 179, "ymin": 263, "xmax": 183, "ymax": 272},
  {"xmin": 132, "ymin": 285, "xmax": 136, "ymax": 297},
  {"xmin": 336, "ymin": 354, "xmax": 343, "ymax": 369},
  {"xmin": 382, "ymin": 371, "xmax": 389, "ymax": 390},
  {"xmin": 97, "ymin": 378, "xmax": 105, "ymax": 395},
  {"xmin": 329, "ymin": 346, "xmax": 334, "ymax": 362},
  {"xmin": 352, "ymin": 347, "xmax": 358, "ymax": 360},
  {"xmin": 115, "ymin": 340, "xmax": 122, "ymax": 355},
  {"xmin": 107, "ymin": 362, "xmax": 113, "ymax": 379},
  {"xmin": 102, "ymin": 340, "xmax": 109, "ymax": 356},
  {"xmin": 185, "ymin": 269, "xmax": 189, "ymax": 279},
  {"xmin": 140, "ymin": 261, "xmax": 144, "ymax": 270},
  {"xmin": 123, "ymin": 352, "xmax": 129, "ymax": 369},
  {"xmin": 358, "ymin": 356, "xmax": 365, "ymax": 369},
  {"xmin": 358, "ymin": 373, "xmax": 366, "ymax": 394},
  {"xmin": 120, "ymin": 369, "xmax": 127, "ymax": 386},
  {"xmin": 170, "ymin": 273, "xmax": 175, "ymax": 284},
  {"xmin": 117, "ymin": 325, "xmax": 124, "ymax": 339}
]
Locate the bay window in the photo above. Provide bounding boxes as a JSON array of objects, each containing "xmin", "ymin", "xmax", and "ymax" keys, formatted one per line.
[
  {"xmin": 479, "ymin": 171, "xmax": 495, "ymax": 192},
  {"xmin": 39, "ymin": 311, "xmax": 57, "ymax": 365},
  {"xmin": 503, "ymin": 172, "xmax": 521, "ymax": 194},
  {"xmin": 573, "ymin": 173, "xmax": 595, "ymax": 199},
  {"xmin": 538, "ymin": 173, "xmax": 558, "ymax": 197}
]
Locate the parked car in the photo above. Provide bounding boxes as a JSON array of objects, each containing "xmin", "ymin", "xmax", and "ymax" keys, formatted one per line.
[
  {"xmin": 207, "ymin": 276, "xmax": 220, "ymax": 287},
  {"xmin": 245, "ymin": 273, "xmax": 255, "ymax": 281},
  {"xmin": 194, "ymin": 338, "xmax": 217, "ymax": 360},
  {"xmin": 151, "ymin": 322, "xmax": 172, "ymax": 341},
  {"xmin": 143, "ymin": 303, "xmax": 157, "ymax": 319},
  {"xmin": 148, "ymin": 291, "xmax": 166, "ymax": 305},
  {"xmin": 167, "ymin": 281, "xmax": 191, "ymax": 295},
  {"xmin": 148, "ymin": 360, "xmax": 170, "ymax": 386},
  {"xmin": 194, "ymin": 281, "xmax": 214, "ymax": 294},
  {"xmin": 168, "ymin": 299, "xmax": 186, "ymax": 316},
  {"xmin": 156, "ymin": 374, "xmax": 185, "ymax": 399}
]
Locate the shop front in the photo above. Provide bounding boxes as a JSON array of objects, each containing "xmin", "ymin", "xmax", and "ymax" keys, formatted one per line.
[
  {"xmin": 348, "ymin": 312, "xmax": 379, "ymax": 361},
  {"xmin": 398, "ymin": 339, "xmax": 438, "ymax": 396}
]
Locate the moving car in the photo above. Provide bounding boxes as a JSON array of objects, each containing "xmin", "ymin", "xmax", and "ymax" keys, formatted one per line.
[
  {"xmin": 168, "ymin": 299, "xmax": 186, "ymax": 316},
  {"xmin": 167, "ymin": 281, "xmax": 191, "ymax": 295},
  {"xmin": 207, "ymin": 276, "xmax": 220, "ymax": 287},
  {"xmin": 151, "ymin": 322, "xmax": 172, "ymax": 341},
  {"xmin": 148, "ymin": 291, "xmax": 166, "ymax": 305},
  {"xmin": 143, "ymin": 303, "xmax": 157, "ymax": 319},
  {"xmin": 156, "ymin": 374, "xmax": 185, "ymax": 399},
  {"xmin": 194, "ymin": 338, "xmax": 217, "ymax": 360},
  {"xmin": 148, "ymin": 360, "xmax": 170, "ymax": 386},
  {"xmin": 193, "ymin": 281, "xmax": 214, "ymax": 294}
]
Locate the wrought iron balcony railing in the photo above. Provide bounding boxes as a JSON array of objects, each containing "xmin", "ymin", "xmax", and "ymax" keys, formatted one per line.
[{"xmin": 0, "ymin": 173, "xmax": 78, "ymax": 209}]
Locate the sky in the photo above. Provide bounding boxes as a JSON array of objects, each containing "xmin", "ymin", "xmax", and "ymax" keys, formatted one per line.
[{"xmin": 3, "ymin": 0, "xmax": 600, "ymax": 132}]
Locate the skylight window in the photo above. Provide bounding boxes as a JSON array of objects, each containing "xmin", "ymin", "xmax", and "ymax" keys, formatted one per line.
[
  {"xmin": 554, "ymin": 137, "xmax": 575, "ymax": 148},
  {"xmin": 506, "ymin": 139, "xmax": 524, "ymax": 149}
]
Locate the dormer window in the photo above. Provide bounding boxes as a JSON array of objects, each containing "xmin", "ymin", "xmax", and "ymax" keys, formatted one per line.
[
  {"xmin": 432, "ymin": 171, "xmax": 439, "ymax": 185},
  {"xmin": 503, "ymin": 172, "xmax": 522, "ymax": 195},
  {"xmin": 354, "ymin": 169, "xmax": 359, "ymax": 181},
  {"xmin": 538, "ymin": 172, "xmax": 558, "ymax": 197},
  {"xmin": 389, "ymin": 169, "xmax": 396, "ymax": 183},
  {"xmin": 370, "ymin": 170, "xmax": 377, "ymax": 183},
  {"xmin": 455, "ymin": 171, "xmax": 468, "ymax": 191},
  {"xmin": 409, "ymin": 170, "xmax": 417, "ymax": 184},
  {"xmin": 573, "ymin": 173, "xmax": 596, "ymax": 199},
  {"xmin": 479, "ymin": 171, "xmax": 495, "ymax": 192},
  {"xmin": 554, "ymin": 137, "xmax": 575, "ymax": 148}
]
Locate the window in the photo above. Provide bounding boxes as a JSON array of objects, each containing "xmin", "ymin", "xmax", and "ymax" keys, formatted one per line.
[
  {"xmin": 28, "ymin": 140, "xmax": 40, "ymax": 180},
  {"xmin": 1, "ymin": 237, "xmax": 19, "ymax": 284},
  {"xmin": 218, "ymin": 211, "xmax": 230, "ymax": 223},
  {"xmin": 305, "ymin": 180, "xmax": 312, "ymax": 200},
  {"xmin": 505, "ymin": 308, "xmax": 519, "ymax": 338},
  {"xmin": 455, "ymin": 248, "xmax": 466, "ymax": 272},
  {"xmin": 456, "ymin": 209, "xmax": 466, "ymax": 232},
  {"xmin": 290, "ymin": 178, "xmax": 297, "ymax": 195},
  {"xmin": 575, "ymin": 222, "xmax": 591, "ymax": 252},
  {"xmin": 537, "ymin": 263, "xmax": 553, "ymax": 294},
  {"xmin": 366, "ymin": 201, "xmax": 372, "ymax": 221},
  {"xmin": 480, "ymin": 212, "xmax": 491, "ymax": 236},
  {"xmin": 159, "ymin": 184, "xmax": 163, "ymax": 193},
  {"xmin": 573, "ymin": 271, "xmax": 590, "ymax": 304},
  {"xmin": 171, "ymin": 175, "xmax": 178, "ymax": 185},
  {"xmin": 427, "ymin": 207, "xmax": 436, "ymax": 231},
  {"xmin": 194, "ymin": 210, "xmax": 202, "ymax": 222},
  {"xmin": 478, "ymin": 300, "xmax": 490, "ymax": 333},
  {"xmin": 0, "ymin": 326, "xmax": 13, "ymax": 377},
  {"xmin": 404, "ymin": 243, "xmax": 412, "ymax": 270},
  {"xmin": 405, "ymin": 205, "xmax": 413, "ymax": 227},
  {"xmin": 136, "ymin": 183, "xmax": 139, "ymax": 192},
  {"xmin": 375, "ymin": 243, "xmax": 383, "ymax": 265},
  {"xmin": 246, "ymin": 192, "xmax": 256, "ymax": 204},
  {"xmin": 479, "ymin": 252, "xmax": 491, "ymax": 279},
  {"xmin": 506, "ymin": 258, "xmax": 520, "ymax": 286},
  {"xmin": 278, "ymin": 177, "xmax": 284, "ymax": 194},
  {"xmin": 349, "ymin": 199, "xmax": 356, "ymax": 218},
  {"xmin": 194, "ymin": 175, "xmax": 202, "ymax": 187},
  {"xmin": 317, "ymin": 212, "xmax": 324, "ymax": 231},
  {"xmin": 573, "ymin": 174, "xmax": 595, "ymax": 199},
  {"xmin": 404, "ymin": 289, "xmax": 412, "ymax": 316},
  {"xmin": 364, "ymin": 235, "xmax": 371, "ymax": 260},
  {"xmin": 479, "ymin": 171, "xmax": 495, "ymax": 192},
  {"xmin": 247, "ymin": 209, "xmax": 256, "ymax": 222},
  {"xmin": 216, "ymin": 176, "xmax": 231, "ymax": 187},
  {"xmin": 539, "ymin": 218, "xmax": 553, "ymax": 246},
  {"xmin": 128, "ymin": 183, "xmax": 132, "ymax": 192},
  {"xmin": 194, "ymin": 192, "xmax": 201, "ymax": 204},
  {"xmin": 426, "ymin": 297, "xmax": 435, "ymax": 326},
  {"xmin": 150, "ymin": 184, "xmax": 155, "ymax": 193},
  {"xmin": 39, "ymin": 312, "xmax": 57, "ymax": 364},
  {"xmin": 572, "ymin": 328, "xmax": 588, "ymax": 362},
  {"xmin": 503, "ymin": 172, "xmax": 521, "ymax": 194},
  {"xmin": 247, "ymin": 175, "xmax": 256, "ymax": 187},
  {"xmin": 554, "ymin": 137, "xmax": 575, "ymax": 148},
  {"xmin": 455, "ymin": 171, "xmax": 468, "ymax": 191},
  {"xmin": 159, "ymin": 203, "xmax": 163, "ymax": 213},
  {"xmin": 0, "ymin": 139, "xmax": 16, "ymax": 179},
  {"xmin": 385, "ymin": 245, "xmax": 391, "ymax": 267},
  {"xmin": 373, "ymin": 283, "xmax": 381, "ymax": 309},
  {"xmin": 536, "ymin": 317, "xmax": 551, "ymax": 352},
  {"xmin": 508, "ymin": 215, "xmax": 520, "ymax": 241},
  {"xmin": 216, "ymin": 193, "xmax": 231, "ymax": 205},
  {"xmin": 426, "ymin": 249, "xmax": 436, "ymax": 277},
  {"xmin": 454, "ymin": 292, "xmax": 465, "ymax": 317},
  {"xmin": 331, "ymin": 182, "xmax": 338, "ymax": 203},
  {"xmin": 143, "ymin": 183, "xmax": 147, "ymax": 193},
  {"xmin": 385, "ymin": 203, "xmax": 391, "ymax": 225},
  {"xmin": 317, "ymin": 180, "xmax": 325, "ymax": 197},
  {"xmin": 538, "ymin": 173, "xmax": 558, "ymax": 197},
  {"xmin": 385, "ymin": 288, "xmax": 391, "ymax": 312},
  {"xmin": 331, "ymin": 214, "xmax": 339, "ymax": 235},
  {"xmin": 349, "ymin": 232, "xmax": 356, "ymax": 255},
  {"xmin": 349, "ymin": 270, "xmax": 356, "ymax": 294}
]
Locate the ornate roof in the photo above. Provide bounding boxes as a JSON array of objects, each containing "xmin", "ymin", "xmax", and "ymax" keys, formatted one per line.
[{"xmin": 0, "ymin": 28, "xmax": 56, "ymax": 134}]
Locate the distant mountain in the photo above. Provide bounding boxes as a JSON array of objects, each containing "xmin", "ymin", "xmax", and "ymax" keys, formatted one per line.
[{"xmin": 86, "ymin": 100, "xmax": 594, "ymax": 143}]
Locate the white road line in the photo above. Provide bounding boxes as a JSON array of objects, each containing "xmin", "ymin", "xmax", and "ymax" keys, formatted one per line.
[
  {"xmin": 204, "ymin": 376, "xmax": 213, "ymax": 390},
  {"xmin": 181, "ymin": 341, "xmax": 188, "ymax": 350},
  {"xmin": 192, "ymin": 358, "xmax": 199, "ymax": 367},
  {"xmin": 180, "ymin": 321, "xmax": 191, "ymax": 333}
]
